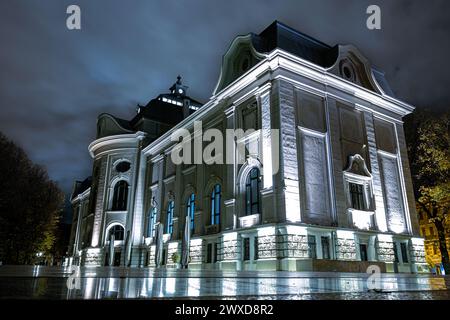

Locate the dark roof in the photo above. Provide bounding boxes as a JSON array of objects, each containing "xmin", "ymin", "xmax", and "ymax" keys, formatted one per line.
[
  {"xmin": 71, "ymin": 176, "xmax": 92, "ymax": 200},
  {"xmin": 111, "ymin": 114, "xmax": 134, "ymax": 131},
  {"xmin": 252, "ymin": 21, "xmax": 339, "ymax": 68},
  {"xmin": 130, "ymin": 92, "xmax": 202, "ymax": 127}
]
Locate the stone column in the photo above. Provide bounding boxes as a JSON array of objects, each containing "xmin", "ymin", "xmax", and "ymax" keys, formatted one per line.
[
  {"xmin": 363, "ymin": 111, "xmax": 388, "ymax": 232},
  {"xmin": 257, "ymin": 83, "xmax": 277, "ymax": 223},
  {"xmin": 224, "ymin": 104, "xmax": 237, "ymax": 230}
]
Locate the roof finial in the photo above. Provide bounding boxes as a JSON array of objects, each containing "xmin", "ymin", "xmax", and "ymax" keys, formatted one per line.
[{"xmin": 176, "ymin": 75, "xmax": 182, "ymax": 84}]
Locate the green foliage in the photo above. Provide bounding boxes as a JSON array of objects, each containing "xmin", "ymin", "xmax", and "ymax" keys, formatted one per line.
[
  {"xmin": 0, "ymin": 132, "xmax": 64, "ymax": 264},
  {"xmin": 171, "ymin": 252, "xmax": 180, "ymax": 264},
  {"xmin": 407, "ymin": 111, "xmax": 450, "ymax": 215},
  {"xmin": 405, "ymin": 110, "xmax": 450, "ymax": 272}
]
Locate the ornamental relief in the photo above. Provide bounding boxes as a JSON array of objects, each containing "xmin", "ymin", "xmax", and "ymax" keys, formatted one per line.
[
  {"xmin": 257, "ymin": 235, "xmax": 277, "ymax": 258},
  {"xmin": 222, "ymin": 240, "xmax": 239, "ymax": 260},
  {"xmin": 109, "ymin": 156, "xmax": 134, "ymax": 184},
  {"xmin": 376, "ymin": 241, "xmax": 395, "ymax": 262},
  {"xmin": 335, "ymin": 238, "xmax": 357, "ymax": 260},
  {"xmin": 189, "ymin": 243, "xmax": 203, "ymax": 263}
]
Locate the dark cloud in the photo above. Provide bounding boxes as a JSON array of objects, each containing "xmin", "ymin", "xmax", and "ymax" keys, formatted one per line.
[{"xmin": 1, "ymin": 0, "xmax": 449, "ymax": 198}]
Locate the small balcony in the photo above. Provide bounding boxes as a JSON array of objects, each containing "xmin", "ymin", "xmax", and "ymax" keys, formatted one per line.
[{"xmin": 205, "ymin": 224, "xmax": 220, "ymax": 235}]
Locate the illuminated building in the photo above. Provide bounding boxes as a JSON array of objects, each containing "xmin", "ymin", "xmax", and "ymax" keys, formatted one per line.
[
  {"xmin": 68, "ymin": 21, "xmax": 426, "ymax": 273},
  {"xmin": 418, "ymin": 209, "xmax": 450, "ymax": 274}
]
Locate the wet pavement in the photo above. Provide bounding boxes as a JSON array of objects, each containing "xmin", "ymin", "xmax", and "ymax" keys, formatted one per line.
[{"xmin": 0, "ymin": 265, "xmax": 449, "ymax": 299}]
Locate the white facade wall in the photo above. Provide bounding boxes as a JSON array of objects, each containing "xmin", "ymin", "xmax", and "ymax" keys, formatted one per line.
[{"xmin": 70, "ymin": 44, "xmax": 426, "ymax": 273}]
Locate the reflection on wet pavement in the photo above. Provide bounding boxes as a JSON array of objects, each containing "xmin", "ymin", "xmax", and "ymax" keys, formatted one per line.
[{"xmin": 0, "ymin": 266, "xmax": 449, "ymax": 299}]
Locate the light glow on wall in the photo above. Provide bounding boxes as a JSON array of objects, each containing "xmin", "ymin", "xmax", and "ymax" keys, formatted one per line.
[
  {"xmin": 257, "ymin": 226, "xmax": 275, "ymax": 237},
  {"xmin": 223, "ymin": 231, "xmax": 238, "ymax": 241},
  {"xmin": 190, "ymin": 238, "xmax": 202, "ymax": 246},
  {"xmin": 377, "ymin": 234, "xmax": 393, "ymax": 242},
  {"xmin": 411, "ymin": 237, "xmax": 424, "ymax": 246},
  {"xmin": 351, "ymin": 211, "xmax": 372, "ymax": 230},
  {"xmin": 286, "ymin": 225, "xmax": 307, "ymax": 235},
  {"xmin": 285, "ymin": 187, "xmax": 301, "ymax": 223},
  {"xmin": 390, "ymin": 220, "xmax": 406, "ymax": 234},
  {"xmin": 336, "ymin": 230, "xmax": 355, "ymax": 239}
]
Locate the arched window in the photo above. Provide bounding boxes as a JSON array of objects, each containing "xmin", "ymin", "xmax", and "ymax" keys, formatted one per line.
[
  {"xmin": 211, "ymin": 184, "xmax": 221, "ymax": 225},
  {"xmin": 147, "ymin": 207, "xmax": 157, "ymax": 238},
  {"xmin": 108, "ymin": 225, "xmax": 124, "ymax": 241},
  {"xmin": 112, "ymin": 180, "xmax": 128, "ymax": 211},
  {"xmin": 245, "ymin": 167, "xmax": 260, "ymax": 216},
  {"xmin": 166, "ymin": 201, "xmax": 174, "ymax": 234},
  {"xmin": 187, "ymin": 193, "xmax": 195, "ymax": 230}
]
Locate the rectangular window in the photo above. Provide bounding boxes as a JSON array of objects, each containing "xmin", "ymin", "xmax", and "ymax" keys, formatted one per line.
[
  {"xmin": 394, "ymin": 243, "xmax": 399, "ymax": 262},
  {"xmin": 187, "ymin": 194, "xmax": 195, "ymax": 230},
  {"xmin": 421, "ymin": 227, "xmax": 426, "ymax": 236},
  {"xmin": 349, "ymin": 183, "xmax": 365, "ymax": 210},
  {"xmin": 243, "ymin": 238, "xmax": 250, "ymax": 261},
  {"xmin": 321, "ymin": 236, "xmax": 330, "ymax": 260},
  {"xmin": 167, "ymin": 201, "xmax": 174, "ymax": 234},
  {"xmin": 400, "ymin": 242, "xmax": 409, "ymax": 263},
  {"xmin": 211, "ymin": 184, "xmax": 221, "ymax": 226},
  {"xmin": 308, "ymin": 235, "xmax": 317, "ymax": 259},
  {"xmin": 360, "ymin": 244, "xmax": 368, "ymax": 261},
  {"xmin": 254, "ymin": 237, "xmax": 259, "ymax": 260},
  {"xmin": 206, "ymin": 243, "xmax": 212, "ymax": 263},
  {"xmin": 429, "ymin": 227, "xmax": 434, "ymax": 236}
]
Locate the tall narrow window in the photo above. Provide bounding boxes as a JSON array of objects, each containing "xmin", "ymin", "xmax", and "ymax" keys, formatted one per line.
[
  {"xmin": 321, "ymin": 236, "xmax": 330, "ymax": 259},
  {"xmin": 394, "ymin": 243, "xmax": 399, "ymax": 262},
  {"xmin": 206, "ymin": 243, "xmax": 213, "ymax": 263},
  {"xmin": 166, "ymin": 201, "xmax": 174, "ymax": 234},
  {"xmin": 147, "ymin": 207, "xmax": 157, "ymax": 238},
  {"xmin": 400, "ymin": 242, "xmax": 409, "ymax": 263},
  {"xmin": 211, "ymin": 184, "xmax": 221, "ymax": 225},
  {"xmin": 349, "ymin": 183, "xmax": 364, "ymax": 210},
  {"xmin": 308, "ymin": 235, "xmax": 317, "ymax": 259},
  {"xmin": 112, "ymin": 181, "xmax": 128, "ymax": 211},
  {"xmin": 243, "ymin": 238, "xmax": 250, "ymax": 261},
  {"xmin": 360, "ymin": 244, "xmax": 368, "ymax": 261},
  {"xmin": 254, "ymin": 237, "xmax": 259, "ymax": 260},
  {"xmin": 187, "ymin": 193, "xmax": 195, "ymax": 230},
  {"xmin": 245, "ymin": 168, "xmax": 260, "ymax": 216}
]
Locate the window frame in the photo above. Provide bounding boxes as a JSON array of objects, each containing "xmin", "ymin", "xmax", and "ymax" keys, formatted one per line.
[
  {"xmin": 243, "ymin": 237, "xmax": 250, "ymax": 261},
  {"xmin": 111, "ymin": 180, "xmax": 129, "ymax": 211},
  {"xmin": 321, "ymin": 236, "xmax": 330, "ymax": 260},
  {"xmin": 210, "ymin": 184, "xmax": 221, "ymax": 226},
  {"xmin": 308, "ymin": 235, "xmax": 317, "ymax": 259},
  {"xmin": 349, "ymin": 182, "xmax": 365, "ymax": 210},
  {"xmin": 108, "ymin": 224, "xmax": 124, "ymax": 241},
  {"xmin": 147, "ymin": 206, "xmax": 157, "ymax": 238},
  {"xmin": 245, "ymin": 167, "xmax": 261, "ymax": 216},
  {"xmin": 359, "ymin": 243, "xmax": 368, "ymax": 261},
  {"xmin": 166, "ymin": 200, "xmax": 174, "ymax": 235},
  {"xmin": 187, "ymin": 193, "xmax": 195, "ymax": 230}
]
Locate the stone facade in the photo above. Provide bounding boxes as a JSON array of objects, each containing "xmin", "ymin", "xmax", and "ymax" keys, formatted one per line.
[{"xmin": 68, "ymin": 21, "xmax": 427, "ymax": 273}]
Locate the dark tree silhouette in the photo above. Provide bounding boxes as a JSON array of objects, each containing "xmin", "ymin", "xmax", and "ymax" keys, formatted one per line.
[
  {"xmin": 405, "ymin": 110, "xmax": 450, "ymax": 274},
  {"xmin": 0, "ymin": 131, "xmax": 64, "ymax": 264}
]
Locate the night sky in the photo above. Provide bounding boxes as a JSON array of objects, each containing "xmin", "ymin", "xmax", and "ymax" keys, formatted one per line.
[{"xmin": 1, "ymin": 0, "xmax": 449, "ymax": 201}]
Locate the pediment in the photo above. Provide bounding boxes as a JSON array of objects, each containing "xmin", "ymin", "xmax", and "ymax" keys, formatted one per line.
[
  {"xmin": 213, "ymin": 34, "xmax": 265, "ymax": 95},
  {"xmin": 344, "ymin": 154, "xmax": 372, "ymax": 178},
  {"xmin": 328, "ymin": 45, "xmax": 386, "ymax": 95}
]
